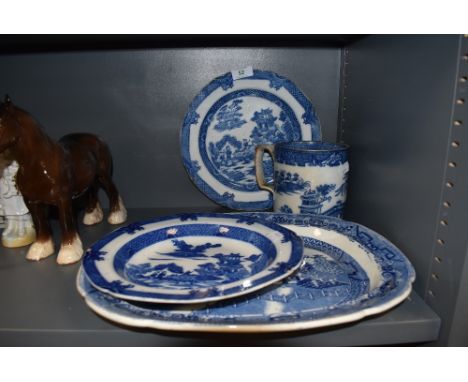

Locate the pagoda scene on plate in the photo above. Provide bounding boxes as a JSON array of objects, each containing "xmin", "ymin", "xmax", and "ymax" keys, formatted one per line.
[
  {"xmin": 206, "ymin": 99, "xmax": 299, "ymax": 191},
  {"xmin": 124, "ymin": 238, "xmax": 271, "ymax": 289},
  {"xmin": 83, "ymin": 213, "xmax": 304, "ymax": 303},
  {"xmin": 181, "ymin": 69, "xmax": 322, "ymax": 211}
]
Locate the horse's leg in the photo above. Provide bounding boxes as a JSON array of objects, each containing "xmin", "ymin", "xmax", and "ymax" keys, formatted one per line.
[
  {"xmin": 56, "ymin": 197, "xmax": 83, "ymax": 265},
  {"xmin": 83, "ymin": 182, "xmax": 103, "ymax": 225},
  {"xmin": 25, "ymin": 202, "xmax": 55, "ymax": 261},
  {"xmin": 99, "ymin": 174, "xmax": 127, "ymax": 225}
]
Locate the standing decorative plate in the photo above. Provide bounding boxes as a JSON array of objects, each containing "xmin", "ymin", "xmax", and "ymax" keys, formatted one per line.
[
  {"xmin": 181, "ymin": 69, "xmax": 322, "ymax": 210},
  {"xmin": 82, "ymin": 213, "xmax": 304, "ymax": 304},
  {"xmin": 77, "ymin": 213, "xmax": 415, "ymax": 332}
]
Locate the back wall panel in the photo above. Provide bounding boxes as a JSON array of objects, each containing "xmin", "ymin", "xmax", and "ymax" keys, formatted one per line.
[{"xmin": 0, "ymin": 48, "xmax": 341, "ymax": 208}]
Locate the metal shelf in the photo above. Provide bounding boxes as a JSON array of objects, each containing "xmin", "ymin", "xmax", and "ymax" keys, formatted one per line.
[
  {"xmin": 0, "ymin": 35, "xmax": 364, "ymax": 54},
  {"xmin": 0, "ymin": 208, "xmax": 440, "ymax": 346}
]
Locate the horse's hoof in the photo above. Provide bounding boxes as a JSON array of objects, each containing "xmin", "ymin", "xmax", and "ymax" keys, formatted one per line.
[
  {"xmin": 57, "ymin": 236, "xmax": 83, "ymax": 265},
  {"xmin": 26, "ymin": 238, "xmax": 54, "ymax": 261},
  {"xmin": 108, "ymin": 197, "xmax": 127, "ymax": 225},
  {"xmin": 83, "ymin": 203, "xmax": 104, "ymax": 225}
]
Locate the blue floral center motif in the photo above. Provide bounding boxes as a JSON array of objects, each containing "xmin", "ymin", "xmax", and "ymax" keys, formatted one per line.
[{"xmin": 200, "ymin": 90, "xmax": 302, "ymax": 192}]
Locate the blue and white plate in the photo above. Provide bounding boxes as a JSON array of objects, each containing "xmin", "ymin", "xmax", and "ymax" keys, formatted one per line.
[
  {"xmin": 181, "ymin": 69, "xmax": 322, "ymax": 210},
  {"xmin": 82, "ymin": 213, "xmax": 304, "ymax": 304},
  {"xmin": 77, "ymin": 213, "xmax": 415, "ymax": 332}
]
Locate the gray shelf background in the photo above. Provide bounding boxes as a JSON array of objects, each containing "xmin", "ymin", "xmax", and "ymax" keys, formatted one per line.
[{"xmin": 0, "ymin": 35, "xmax": 466, "ymax": 345}]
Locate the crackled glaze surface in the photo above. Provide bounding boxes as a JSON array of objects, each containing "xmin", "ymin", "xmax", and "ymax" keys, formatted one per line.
[
  {"xmin": 77, "ymin": 213, "xmax": 415, "ymax": 332},
  {"xmin": 82, "ymin": 213, "xmax": 303, "ymax": 304}
]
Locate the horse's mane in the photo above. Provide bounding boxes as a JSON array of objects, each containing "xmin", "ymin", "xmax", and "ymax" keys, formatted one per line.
[
  {"xmin": 10, "ymin": 104, "xmax": 56, "ymax": 146},
  {"xmin": 11, "ymin": 105, "xmax": 43, "ymax": 129}
]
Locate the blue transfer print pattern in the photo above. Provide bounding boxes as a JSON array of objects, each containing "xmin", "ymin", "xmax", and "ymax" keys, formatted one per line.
[
  {"xmin": 279, "ymin": 205, "xmax": 293, "ymax": 214},
  {"xmin": 274, "ymin": 170, "xmax": 310, "ymax": 195},
  {"xmin": 82, "ymin": 213, "xmax": 303, "ymax": 303},
  {"xmin": 87, "ymin": 249, "xmax": 107, "ymax": 262},
  {"xmin": 273, "ymin": 169, "xmax": 344, "ymax": 217},
  {"xmin": 183, "ymin": 110, "xmax": 200, "ymax": 126},
  {"xmin": 213, "ymin": 99, "xmax": 246, "ymax": 132},
  {"xmin": 178, "ymin": 214, "xmax": 199, "ymax": 221},
  {"xmin": 78, "ymin": 213, "xmax": 414, "ymax": 329},
  {"xmin": 203, "ymin": 92, "xmax": 298, "ymax": 192},
  {"xmin": 322, "ymin": 201, "xmax": 345, "ymax": 218},
  {"xmin": 334, "ymin": 171, "xmax": 348, "ymax": 198},
  {"xmin": 180, "ymin": 70, "xmax": 322, "ymax": 211},
  {"xmin": 299, "ymin": 183, "xmax": 337, "ymax": 215},
  {"xmin": 218, "ymin": 74, "xmax": 234, "ymax": 90},
  {"xmin": 267, "ymin": 72, "xmax": 287, "ymax": 90},
  {"xmin": 275, "ymin": 142, "xmax": 348, "ymax": 167},
  {"xmin": 124, "ymin": 239, "xmax": 264, "ymax": 289},
  {"xmin": 271, "ymin": 143, "xmax": 348, "ymax": 217},
  {"xmin": 106, "ymin": 280, "xmax": 135, "ymax": 293},
  {"xmin": 121, "ymin": 222, "xmax": 145, "ymax": 235}
]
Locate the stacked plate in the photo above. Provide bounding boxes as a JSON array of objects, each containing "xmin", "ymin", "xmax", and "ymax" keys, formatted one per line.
[{"xmin": 78, "ymin": 212, "xmax": 415, "ymax": 332}]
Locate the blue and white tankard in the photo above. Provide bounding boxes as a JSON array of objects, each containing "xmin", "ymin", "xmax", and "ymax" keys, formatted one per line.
[{"xmin": 255, "ymin": 141, "xmax": 349, "ymax": 217}]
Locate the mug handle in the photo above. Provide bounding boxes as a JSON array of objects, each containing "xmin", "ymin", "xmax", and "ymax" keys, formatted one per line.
[{"xmin": 255, "ymin": 144, "xmax": 275, "ymax": 194}]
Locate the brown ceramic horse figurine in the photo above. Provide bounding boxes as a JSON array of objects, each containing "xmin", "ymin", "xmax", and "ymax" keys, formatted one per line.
[{"xmin": 0, "ymin": 96, "xmax": 127, "ymax": 264}]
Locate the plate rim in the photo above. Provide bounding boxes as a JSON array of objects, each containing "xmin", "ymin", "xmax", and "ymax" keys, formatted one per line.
[
  {"xmin": 77, "ymin": 213, "xmax": 415, "ymax": 333},
  {"xmin": 77, "ymin": 268, "xmax": 412, "ymax": 333},
  {"xmin": 82, "ymin": 213, "xmax": 304, "ymax": 304},
  {"xmin": 180, "ymin": 69, "xmax": 322, "ymax": 211}
]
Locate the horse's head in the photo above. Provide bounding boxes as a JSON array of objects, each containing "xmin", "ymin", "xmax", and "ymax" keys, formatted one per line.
[{"xmin": 0, "ymin": 95, "xmax": 21, "ymax": 153}]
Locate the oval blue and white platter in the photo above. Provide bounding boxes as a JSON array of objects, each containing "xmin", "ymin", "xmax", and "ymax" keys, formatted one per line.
[
  {"xmin": 82, "ymin": 213, "xmax": 304, "ymax": 304},
  {"xmin": 77, "ymin": 213, "xmax": 415, "ymax": 332},
  {"xmin": 181, "ymin": 69, "xmax": 322, "ymax": 211}
]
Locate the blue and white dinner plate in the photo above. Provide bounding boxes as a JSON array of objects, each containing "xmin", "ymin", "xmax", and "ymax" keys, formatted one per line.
[
  {"xmin": 77, "ymin": 213, "xmax": 415, "ymax": 332},
  {"xmin": 181, "ymin": 69, "xmax": 322, "ymax": 211},
  {"xmin": 82, "ymin": 213, "xmax": 304, "ymax": 304}
]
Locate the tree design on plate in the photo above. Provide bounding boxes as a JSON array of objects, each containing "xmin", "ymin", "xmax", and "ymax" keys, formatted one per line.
[
  {"xmin": 208, "ymin": 107, "xmax": 295, "ymax": 189},
  {"xmin": 124, "ymin": 239, "xmax": 265, "ymax": 289},
  {"xmin": 214, "ymin": 99, "xmax": 247, "ymax": 132},
  {"xmin": 209, "ymin": 135, "xmax": 251, "ymax": 184}
]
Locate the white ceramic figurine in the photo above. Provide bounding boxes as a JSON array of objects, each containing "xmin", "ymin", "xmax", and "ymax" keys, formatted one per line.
[{"xmin": 0, "ymin": 160, "xmax": 36, "ymax": 248}]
